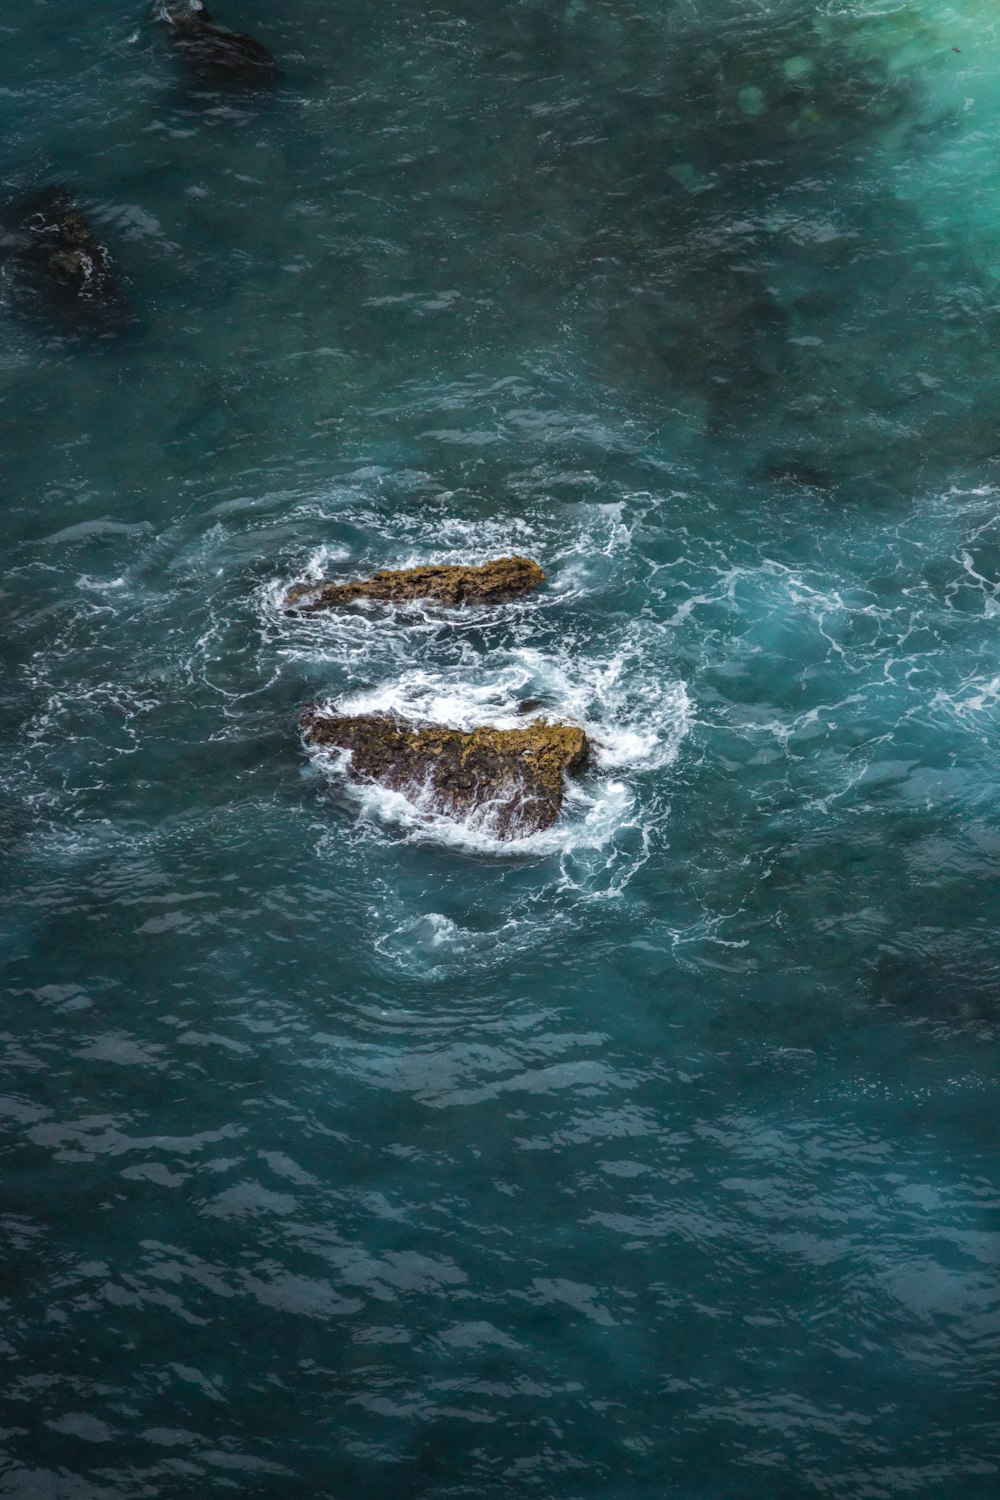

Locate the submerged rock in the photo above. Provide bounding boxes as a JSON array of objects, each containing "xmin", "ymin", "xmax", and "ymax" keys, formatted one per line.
[
  {"xmin": 302, "ymin": 709, "xmax": 590, "ymax": 839},
  {"xmin": 2, "ymin": 188, "xmax": 132, "ymax": 332},
  {"xmin": 758, "ymin": 456, "xmax": 839, "ymax": 492},
  {"xmin": 286, "ymin": 556, "xmax": 545, "ymax": 613},
  {"xmin": 157, "ymin": 1, "xmax": 278, "ymax": 84},
  {"xmin": 758, "ymin": 457, "xmax": 834, "ymax": 491}
]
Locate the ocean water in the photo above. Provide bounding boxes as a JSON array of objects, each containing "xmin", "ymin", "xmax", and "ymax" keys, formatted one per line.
[{"xmin": 1, "ymin": 0, "xmax": 999, "ymax": 1495}]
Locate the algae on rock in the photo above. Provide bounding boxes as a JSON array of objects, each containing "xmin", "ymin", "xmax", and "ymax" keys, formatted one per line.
[
  {"xmin": 286, "ymin": 556, "xmax": 544, "ymax": 613},
  {"xmin": 302, "ymin": 709, "xmax": 590, "ymax": 839}
]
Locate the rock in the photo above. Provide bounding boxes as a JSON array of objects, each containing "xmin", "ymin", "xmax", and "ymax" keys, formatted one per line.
[
  {"xmin": 302, "ymin": 709, "xmax": 590, "ymax": 839},
  {"xmin": 758, "ymin": 457, "xmax": 833, "ymax": 491},
  {"xmin": 286, "ymin": 556, "xmax": 545, "ymax": 613},
  {"xmin": 2, "ymin": 188, "xmax": 132, "ymax": 332},
  {"xmin": 158, "ymin": 1, "xmax": 278, "ymax": 84}
]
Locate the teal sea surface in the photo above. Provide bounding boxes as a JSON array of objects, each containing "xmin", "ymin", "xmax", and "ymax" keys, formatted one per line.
[{"xmin": 1, "ymin": 1, "xmax": 999, "ymax": 1495}]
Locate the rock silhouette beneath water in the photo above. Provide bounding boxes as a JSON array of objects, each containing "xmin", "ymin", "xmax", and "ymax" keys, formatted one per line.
[
  {"xmin": 758, "ymin": 457, "xmax": 834, "ymax": 491},
  {"xmin": 158, "ymin": 1, "xmax": 278, "ymax": 84},
  {"xmin": 286, "ymin": 556, "xmax": 545, "ymax": 613},
  {"xmin": 302, "ymin": 710, "xmax": 590, "ymax": 839},
  {"xmin": 2, "ymin": 188, "xmax": 132, "ymax": 332}
]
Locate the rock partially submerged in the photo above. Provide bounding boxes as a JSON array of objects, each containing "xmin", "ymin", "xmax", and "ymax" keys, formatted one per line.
[
  {"xmin": 158, "ymin": 1, "xmax": 278, "ymax": 84},
  {"xmin": 287, "ymin": 556, "xmax": 545, "ymax": 613},
  {"xmin": 2, "ymin": 188, "xmax": 132, "ymax": 332},
  {"xmin": 302, "ymin": 709, "xmax": 590, "ymax": 839}
]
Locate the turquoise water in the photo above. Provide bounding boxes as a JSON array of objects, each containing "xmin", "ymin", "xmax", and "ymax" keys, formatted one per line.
[{"xmin": 2, "ymin": 1, "xmax": 999, "ymax": 1494}]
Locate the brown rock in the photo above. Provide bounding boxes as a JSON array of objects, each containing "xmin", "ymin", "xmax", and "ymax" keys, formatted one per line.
[
  {"xmin": 286, "ymin": 556, "xmax": 545, "ymax": 613},
  {"xmin": 302, "ymin": 709, "xmax": 590, "ymax": 839}
]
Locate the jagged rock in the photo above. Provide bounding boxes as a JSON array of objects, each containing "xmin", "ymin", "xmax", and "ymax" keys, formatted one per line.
[
  {"xmin": 286, "ymin": 556, "xmax": 545, "ymax": 613},
  {"xmin": 302, "ymin": 709, "xmax": 590, "ymax": 839},
  {"xmin": 2, "ymin": 188, "xmax": 132, "ymax": 332},
  {"xmin": 158, "ymin": 1, "xmax": 278, "ymax": 84}
]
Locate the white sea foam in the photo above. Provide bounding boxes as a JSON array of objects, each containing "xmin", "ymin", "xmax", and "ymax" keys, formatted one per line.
[
  {"xmin": 371, "ymin": 909, "xmax": 530, "ymax": 983},
  {"xmin": 303, "ymin": 639, "xmax": 689, "ymax": 862},
  {"xmin": 264, "ymin": 494, "xmax": 692, "ymax": 876},
  {"xmin": 259, "ymin": 499, "xmax": 635, "ymax": 638}
]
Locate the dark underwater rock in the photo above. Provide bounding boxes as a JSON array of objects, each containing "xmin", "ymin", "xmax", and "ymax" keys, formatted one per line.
[
  {"xmin": 605, "ymin": 249, "xmax": 792, "ymax": 433},
  {"xmin": 158, "ymin": 1, "xmax": 278, "ymax": 84},
  {"xmin": 286, "ymin": 556, "xmax": 545, "ymax": 613},
  {"xmin": 302, "ymin": 709, "xmax": 590, "ymax": 839},
  {"xmin": 1, "ymin": 188, "xmax": 132, "ymax": 333},
  {"xmin": 758, "ymin": 457, "xmax": 834, "ymax": 491}
]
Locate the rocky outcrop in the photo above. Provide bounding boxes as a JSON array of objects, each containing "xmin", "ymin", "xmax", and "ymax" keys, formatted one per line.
[
  {"xmin": 302, "ymin": 709, "xmax": 590, "ymax": 839},
  {"xmin": 286, "ymin": 556, "xmax": 545, "ymax": 613},
  {"xmin": 2, "ymin": 188, "xmax": 132, "ymax": 332},
  {"xmin": 158, "ymin": 1, "xmax": 278, "ymax": 84}
]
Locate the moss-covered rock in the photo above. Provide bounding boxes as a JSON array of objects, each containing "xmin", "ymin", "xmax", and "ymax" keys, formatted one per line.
[
  {"xmin": 286, "ymin": 556, "xmax": 545, "ymax": 613},
  {"xmin": 159, "ymin": 1, "xmax": 278, "ymax": 84},
  {"xmin": 302, "ymin": 709, "xmax": 590, "ymax": 839}
]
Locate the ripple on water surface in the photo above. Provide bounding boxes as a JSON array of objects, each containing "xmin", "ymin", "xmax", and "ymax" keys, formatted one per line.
[{"xmin": 1, "ymin": 1, "xmax": 1000, "ymax": 1498}]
